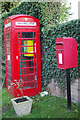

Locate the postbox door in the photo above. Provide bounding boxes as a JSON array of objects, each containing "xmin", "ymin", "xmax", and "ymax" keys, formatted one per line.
[
  {"xmin": 56, "ymin": 50, "xmax": 64, "ymax": 68},
  {"xmin": 17, "ymin": 31, "xmax": 38, "ymax": 89}
]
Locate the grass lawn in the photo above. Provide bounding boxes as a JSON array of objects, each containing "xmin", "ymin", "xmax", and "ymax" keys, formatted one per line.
[{"xmin": 0, "ymin": 88, "xmax": 79, "ymax": 119}]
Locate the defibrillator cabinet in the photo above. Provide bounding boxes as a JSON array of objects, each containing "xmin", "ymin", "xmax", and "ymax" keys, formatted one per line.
[{"xmin": 4, "ymin": 14, "xmax": 42, "ymax": 97}]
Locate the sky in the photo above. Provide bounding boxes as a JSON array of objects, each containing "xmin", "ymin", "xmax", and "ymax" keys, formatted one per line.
[{"xmin": 67, "ymin": 0, "xmax": 79, "ymax": 20}]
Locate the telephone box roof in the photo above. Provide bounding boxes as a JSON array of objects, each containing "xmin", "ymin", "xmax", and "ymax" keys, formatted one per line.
[{"xmin": 6, "ymin": 14, "xmax": 39, "ymax": 21}]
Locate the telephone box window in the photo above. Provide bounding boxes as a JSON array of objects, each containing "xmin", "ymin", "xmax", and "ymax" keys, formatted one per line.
[
  {"xmin": 7, "ymin": 67, "xmax": 11, "ymax": 74},
  {"xmin": 22, "ymin": 47, "xmax": 34, "ymax": 54},
  {"xmin": 35, "ymin": 68, "xmax": 37, "ymax": 72},
  {"xmin": 6, "ymin": 33, "xmax": 9, "ymax": 39},
  {"xmin": 35, "ymin": 61, "xmax": 37, "ymax": 66},
  {"xmin": 6, "ymin": 33, "xmax": 11, "ymax": 82},
  {"xmin": 19, "ymin": 47, "xmax": 21, "ymax": 53},
  {"xmin": 7, "ymin": 47, "xmax": 10, "ymax": 53},
  {"xmin": 21, "ymin": 32, "xmax": 33, "ymax": 38},
  {"xmin": 21, "ymin": 40, "xmax": 33, "ymax": 46},
  {"xmin": 6, "ymin": 41, "xmax": 10, "ymax": 47},
  {"xmin": 20, "ymin": 69, "xmax": 21, "ymax": 75},
  {"xmin": 18, "ymin": 32, "xmax": 20, "ymax": 38},
  {"xmin": 8, "ymin": 81, "xmax": 11, "ymax": 87},
  {"xmin": 22, "ymin": 68, "xmax": 34, "ymax": 75},
  {"xmin": 22, "ymin": 61, "xmax": 27, "ymax": 67},
  {"xmin": 7, "ymin": 61, "xmax": 11, "ymax": 66},
  {"xmin": 19, "ymin": 40, "xmax": 20, "ymax": 46},
  {"xmin": 7, "ymin": 74, "xmax": 11, "ymax": 81},
  {"xmin": 19, "ymin": 62, "xmax": 21, "ymax": 68},
  {"xmin": 34, "ymin": 32, "xmax": 36, "ymax": 38}
]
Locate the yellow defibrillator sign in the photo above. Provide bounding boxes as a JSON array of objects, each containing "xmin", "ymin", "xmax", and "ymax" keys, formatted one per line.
[{"xmin": 24, "ymin": 40, "xmax": 34, "ymax": 57}]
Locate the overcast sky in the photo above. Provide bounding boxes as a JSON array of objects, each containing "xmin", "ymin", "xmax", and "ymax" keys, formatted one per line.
[{"xmin": 67, "ymin": 0, "xmax": 79, "ymax": 20}]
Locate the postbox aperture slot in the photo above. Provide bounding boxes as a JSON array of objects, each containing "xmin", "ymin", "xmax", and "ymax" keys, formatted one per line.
[{"xmin": 56, "ymin": 42, "xmax": 63, "ymax": 45}]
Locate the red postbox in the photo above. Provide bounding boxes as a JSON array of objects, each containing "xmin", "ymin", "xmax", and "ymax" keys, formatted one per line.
[
  {"xmin": 56, "ymin": 37, "xmax": 78, "ymax": 69},
  {"xmin": 4, "ymin": 14, "xmax": 42, "ymax": 97}
]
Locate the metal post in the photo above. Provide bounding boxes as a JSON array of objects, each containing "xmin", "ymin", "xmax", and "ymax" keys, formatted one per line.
[{"xmin": 66, "ymin": 69, "xmax": 71, "ymax": 110}]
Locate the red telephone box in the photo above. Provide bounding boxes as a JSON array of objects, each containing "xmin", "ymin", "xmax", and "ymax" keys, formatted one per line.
[
  {"xmin": 4, "ymin": 14, "xmax": 42, "ymax": 97},
  {"xmin": 56, "ymin": 37, "xmax": 78, "ymax": 69}
]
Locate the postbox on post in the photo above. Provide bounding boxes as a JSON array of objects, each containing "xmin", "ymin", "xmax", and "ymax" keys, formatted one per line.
[
  {"xmin": 4, "ymin": 14, "xmax": 42, "ymax": 97},
  {"xmin": 56, "ymin": 37, "xmax": 78, "ymax": 69},
  {"xmin": 55, "ymin": 37, "xmax": 78, "ymax": 110}
]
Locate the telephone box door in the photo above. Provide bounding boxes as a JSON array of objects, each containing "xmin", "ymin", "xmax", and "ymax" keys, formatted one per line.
[{"xmin": 16, "ymin": 30, "xmax": 41, "ymax": 96}]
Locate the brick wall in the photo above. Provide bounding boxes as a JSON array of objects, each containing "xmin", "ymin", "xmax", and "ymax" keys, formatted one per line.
[{"xmin": 47, "ymin": 79, "xmax": 79, "ymax": 103}]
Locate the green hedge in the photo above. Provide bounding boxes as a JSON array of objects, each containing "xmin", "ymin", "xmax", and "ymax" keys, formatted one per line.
[{"xmin": 41, "ymin": 19, "xmax": 80, "ymax": 90}]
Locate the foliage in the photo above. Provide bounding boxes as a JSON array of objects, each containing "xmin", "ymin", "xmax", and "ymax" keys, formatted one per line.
[
  {"xmin": 10, "ymin": 79, "xmax": 24, "ymax": 97},
  {"xmin": 1, "ymin": 2, "xmax": 19, "ymax": 13},
  {"xmin": 1, "ymin": 88, "xmax": 79, "ymax": 118},
  {"xmin": 42, "ymin": 19, "xmax": 79, "ymax": 90}
]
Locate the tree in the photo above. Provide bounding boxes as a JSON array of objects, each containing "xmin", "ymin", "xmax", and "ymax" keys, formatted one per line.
[{"xmin": 2, "ymin": 2, "xmax": 19, "ymax": 13}]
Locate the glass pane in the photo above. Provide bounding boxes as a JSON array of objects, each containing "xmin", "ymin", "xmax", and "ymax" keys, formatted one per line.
[
  {"xmin": 19, "ymin": 47, "xmax": 21, "ymax": 53},
  {"xmin": 21, "ymin": 32, "xmax": 33, "ymax": 38},
  {"xmin": 35, "ymin": 54, "xmax": 37, "ymax": 59},
  {"xmin": 23, "ymin": 81, "xmax": 37, "ymax": 89},
  {"xmin": 6, "ymin": 33, "xmax": 9, "ymax": 39},
  {"xmin": 35, "ymin": 61, "xmax": 37, "ymax": 66},
  {"xmin": 34, "ymin": 46, "xmax": 36, "ymax": 53},
  {"xmin": 29, "ymin": 61, "xmax": 34, "ymax": 67},
  {"xmin": 18, "ymin": 32, "xmax": 20, "ymax": 38},
  {"xmin": 19, "ymin": 62, "xmax": 21, "ymax": 68},
  {"xmin": 20, "ymin": 69, "xmax": 21, "ymax": 75},
  {"xmin": 22, "ymin": 68, "xmax": 34, "ymax": 75},
  {"xmin": 22, "ymin": 55, "xmax": 35, "ymax": 60},
  {"xmin": 22, "ymin": 46, "xmax": 34, "ymax": 54},
  {"xmin": 7, "ymin": 74, "xmax": 11, "ymax": 81},
  {"xmin": 21, "ymin": 40, "xmax": 33, "ymax": 46},
  {"xmin": 6, "ymin": 41, "xmax": 10, "ymax": 47},
  {"xmin": 22, "ymin": 61, "xmax": 34, "ymax": 68},
  {"xmin": 35, "ymin": 75, "xmax": 37, "ymax": 80},
  {"xmin": 35, "ymin": 68, "xmax": 37, "ymax": 73},
  {"xmin": 23, "ymin": 75, "xmax": 35, "ymax": 82},
  {"xmin": 19, "ymin": 40, "xmax": 20, "ymax": 46},
  {"xmin": 22, "ymin": 69, "xmax": 27, "ymax": 75},
  {"xmin": 8, "ymin": 81, "xmax": 11, "ymax": 86},
  {"xmin": 7, "ymin": 47, "xmax": 10, "ymax": 53},
  {"xmin": 7, "ymin": 55, "xmax": 10, "ymax": 61},
  {"xmin": 7, "ymin": 61, "xmax": 11, "ymax": 66},
  {"xmin": 7, "ymin": 67, "xmax": 11, "ymax": 74},
  {"xmin": 35, "ymin": 39, "xmax": 36, "ymax": 44},
  {"xmin": 19, "ymin": 55, "xmax": 21, "ymax": 60},
  {"xmin": 34, "ymin": 32, "xmax": 36, "ymax": 38},
  {"xmin": 22, "ymin": 61, "xmax": 26, "ymax": 67},
  {"xmin": 23, "ymin": 76, "xmax": 27, "ymax": 82}
]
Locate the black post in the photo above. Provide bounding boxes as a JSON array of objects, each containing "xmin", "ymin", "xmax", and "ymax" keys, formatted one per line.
[{"xmin": 66, "ymin": 69, "xmax": 71, "ymax": 110}]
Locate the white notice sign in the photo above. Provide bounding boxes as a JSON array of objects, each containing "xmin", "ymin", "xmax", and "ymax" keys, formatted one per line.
[
  {"xmin": 58, "ymin": 53, "xmax": 62, "ymax": 64},
  {"xmin": 7, "ymin": 55, "xmax": 10, "ymax": 60},
  {"xmin": 16, "ymin": 22, "xmax": 36, "ymax": 26},
  {"xmin": 5, "ymin": 22, "xmax": 11, "ymax": 28}
]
